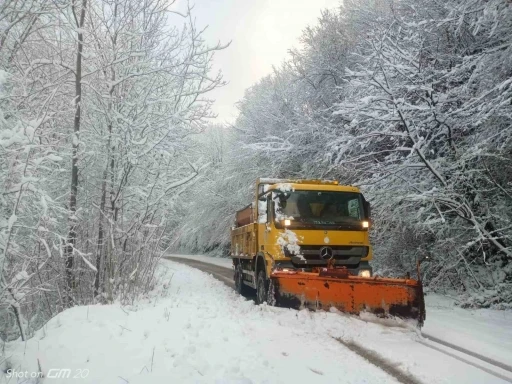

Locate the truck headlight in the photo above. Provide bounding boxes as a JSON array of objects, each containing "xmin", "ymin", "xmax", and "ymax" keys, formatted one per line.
[
  {"xmin": 362, "ymin": 221, "xmax": 369, "ymax": 229},
  {"xmin": 358, "ymin": 269, "xmax": 371, "ymax": 278},
  {"xmin": 284, "ymin": 219, "xmax": 291, "ymax": 226}
]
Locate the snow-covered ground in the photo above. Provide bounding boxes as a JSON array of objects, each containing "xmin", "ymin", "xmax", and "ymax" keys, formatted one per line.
[
  {"xmin": 423, "ymin": 294, "xmax": 512, "ymax": 368},
  {"xmin": 2, "ymin": 259, "xmax": 511, "ymax": 384},
  {"xmin": 171, "ymin": 253, "xmax": 512, "ymax": 370}
]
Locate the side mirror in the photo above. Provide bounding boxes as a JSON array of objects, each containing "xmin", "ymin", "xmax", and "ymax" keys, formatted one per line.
[
  {"xmin": 419, "ymin": 255, "xmax": 431, "ymax": 264},
  {"xmin": 416, "ymin": 255, "xmax": 431, "ymax": 282},
  {"xmin": 258, "ymin": 192, "xmax": 269, "ymax": 202}
]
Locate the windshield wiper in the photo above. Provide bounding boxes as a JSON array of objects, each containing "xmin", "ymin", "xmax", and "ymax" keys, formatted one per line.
[{"xmin": 335, "ymin": 224, "xmax": 360, "ymax": 230}]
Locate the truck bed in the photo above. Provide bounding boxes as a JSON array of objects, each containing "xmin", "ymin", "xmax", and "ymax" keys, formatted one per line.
[
  {"xmin": 231, "ymin": 223, "xmax": 257, "ymax": 258},
  {"xmin": 235, "ymin": 204, "xmax": 254, "ymax": 227}
]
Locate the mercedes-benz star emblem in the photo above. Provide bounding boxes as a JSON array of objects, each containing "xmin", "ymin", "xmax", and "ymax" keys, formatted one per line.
[{"xmin": 320, "ymin": 246, "xmax": 333, "ymax": 260}]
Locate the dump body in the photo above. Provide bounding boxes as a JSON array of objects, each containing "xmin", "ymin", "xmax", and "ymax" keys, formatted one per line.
[
  {"xmin": 231, "ymin": 178, "xmax": 425, "ymax": 326},
  {"xmin": 235, "ymin": 204, "xmax": 253, "ymax": 227}
]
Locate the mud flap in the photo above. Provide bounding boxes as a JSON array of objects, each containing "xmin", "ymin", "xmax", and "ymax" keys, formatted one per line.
[{"xmin": 271, "ymin": 270, "xmax": 425, "ymax": 327}]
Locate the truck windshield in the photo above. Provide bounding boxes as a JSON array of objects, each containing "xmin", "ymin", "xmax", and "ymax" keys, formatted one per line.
[{"xmin": 274, "ymin": 190, "xmax": 364, "ymax": 229}]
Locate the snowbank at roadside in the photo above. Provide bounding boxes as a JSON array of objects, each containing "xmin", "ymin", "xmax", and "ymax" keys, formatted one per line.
[{"xmin": 2, "ymin": 260, "xmax": 510, "ymax": 384}]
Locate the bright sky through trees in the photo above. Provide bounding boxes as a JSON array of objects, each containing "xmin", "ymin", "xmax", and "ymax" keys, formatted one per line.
[{"xmin": 173, "ymin": 0, "xmax": 339, "ymax": 122}]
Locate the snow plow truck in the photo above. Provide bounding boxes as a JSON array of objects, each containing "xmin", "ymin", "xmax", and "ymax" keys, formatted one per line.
[{"xmin": 231, "ymin": 178, "xmax": 426, "ymax": 326}]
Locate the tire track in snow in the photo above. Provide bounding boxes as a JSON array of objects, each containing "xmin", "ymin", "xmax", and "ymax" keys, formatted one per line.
[
  {"xmin": 417, "ymin": 337, "xmax": 512, "ymax": 383},
  {"xmin": 333, "ymin": 337, "xmax": 424, "ymax": 384},
  {"xmin": 421, "ymin": 332, "xmax": 512, "ymax": 375}
]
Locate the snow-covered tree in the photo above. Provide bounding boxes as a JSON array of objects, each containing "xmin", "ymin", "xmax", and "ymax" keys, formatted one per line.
[{"xmin": 0, "ymin": 0, "xmax": 226, "ymax": 341}]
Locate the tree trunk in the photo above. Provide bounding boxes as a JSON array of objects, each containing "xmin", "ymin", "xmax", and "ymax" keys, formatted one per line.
[
  {"xmin": 94, "ymin": 169, "xmax": 107, "ymax": 297},
  {"xmin": 64, "ymin": 0, "xmax": 87, "ymax": 307}
]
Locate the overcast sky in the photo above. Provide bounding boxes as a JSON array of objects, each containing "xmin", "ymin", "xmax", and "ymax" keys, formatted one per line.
[{"xmin": 174, "ymin": 0, "xmax": 340, "ymax": 123}]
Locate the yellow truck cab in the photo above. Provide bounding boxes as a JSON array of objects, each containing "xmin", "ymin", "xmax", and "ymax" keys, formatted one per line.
[{"xmin": 231, "ymin": 178, "xmax": 373, "ymax": 302}]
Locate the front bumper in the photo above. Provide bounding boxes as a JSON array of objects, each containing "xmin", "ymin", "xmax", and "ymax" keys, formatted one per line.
[{"xmin": 273, "ymin": 259, "xmax": 372, "ymax": 276}]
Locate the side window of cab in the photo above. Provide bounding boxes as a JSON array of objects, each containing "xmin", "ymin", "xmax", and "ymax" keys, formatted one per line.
[{"xmin": 257, "ymin": 194, "xmax": 270, "ymax": 224}]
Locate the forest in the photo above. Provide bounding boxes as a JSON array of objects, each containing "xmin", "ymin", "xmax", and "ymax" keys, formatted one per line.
[
  {"xmin": 1, "ymin": 0, "xmax": 511, "ymax": 342},
  {"xmin": 0, "ymin": 0, "xmax": 227, "ymax": 340}
]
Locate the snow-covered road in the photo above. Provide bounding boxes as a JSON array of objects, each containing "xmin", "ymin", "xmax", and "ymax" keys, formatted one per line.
[
  {"xmin": 167, "ymin": 254, "xmax": 512, "ymax": 367},
  {"xmin": 2, "ymin": 259, "xmax": 511, "ymax": 384}
]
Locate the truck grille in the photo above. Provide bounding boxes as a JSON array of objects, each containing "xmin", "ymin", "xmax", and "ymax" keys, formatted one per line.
[{"xmin": 284, "ymin": 245, "xmax": 368, "ymax": 260}]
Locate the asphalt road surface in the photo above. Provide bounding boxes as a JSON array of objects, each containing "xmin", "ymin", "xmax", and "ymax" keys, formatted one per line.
[{"xmin": 164, "ymin": 256, "xmax": 235, "ymax": 289}]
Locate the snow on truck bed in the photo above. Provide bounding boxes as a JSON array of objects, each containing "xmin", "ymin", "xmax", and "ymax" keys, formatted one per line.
[{"xmin": 2, "ymin": 260, "xmax": 510, "ymax": 384}]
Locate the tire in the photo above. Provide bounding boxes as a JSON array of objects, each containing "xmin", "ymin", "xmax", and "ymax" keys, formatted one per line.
[
  {"xmin": 234, "ymin": 263, "xmax": 250, "ymax": 297},
  {"xmin": 256, "ymin": 269, "xmax": 268, "ymax": 305}
]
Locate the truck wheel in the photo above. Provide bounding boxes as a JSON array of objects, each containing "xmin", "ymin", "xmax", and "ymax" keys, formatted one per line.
[
  {"xmin": 256, "ymin": 270, "xmax": 268, "ymax": 304},
  {"xmin": 234, "ymin": 263, "xmax": 250, "ymax": 297}
]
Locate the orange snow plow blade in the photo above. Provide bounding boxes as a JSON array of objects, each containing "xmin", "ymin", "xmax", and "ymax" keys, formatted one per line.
[{"xmin": 271, "ymin": 269, "xmax": 425, "ymax": 326}]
